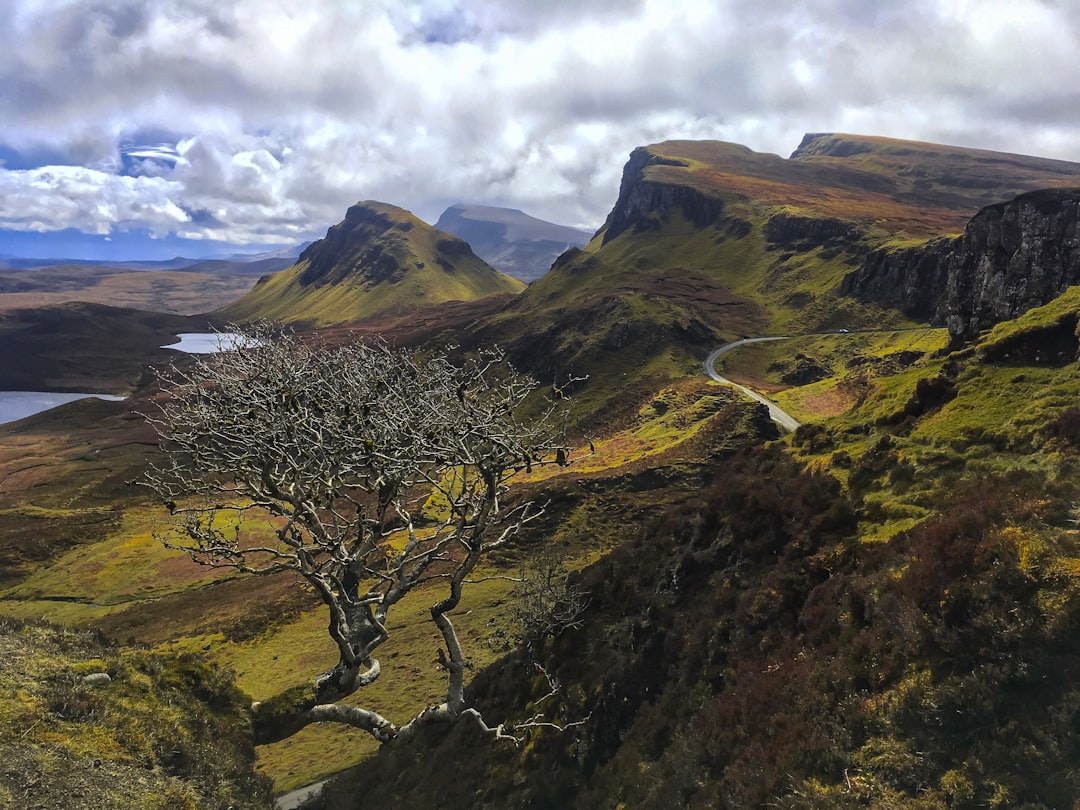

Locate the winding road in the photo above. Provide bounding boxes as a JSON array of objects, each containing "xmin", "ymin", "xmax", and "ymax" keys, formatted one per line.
[
  {"xmin": 704, "ymin": 337, "xmax": 801, "ymax": 432},
  {"xmin": 275, "ymin": 778, "xmax": 330, "ymax": 810}
]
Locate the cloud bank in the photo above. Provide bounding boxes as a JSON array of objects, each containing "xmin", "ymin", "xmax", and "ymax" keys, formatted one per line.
[{"xmin": 1, "ymin": 0, "xmax": 1078, "ymax": 251}]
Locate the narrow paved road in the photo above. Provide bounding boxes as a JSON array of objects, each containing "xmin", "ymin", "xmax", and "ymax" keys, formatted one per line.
[
  {"xmin": 276, "ymin": 779, "xmax": 330, "ymax": 810},
  {"xmin": 703, "ymin": 337, "xmax": 801, "ymax": 432}
]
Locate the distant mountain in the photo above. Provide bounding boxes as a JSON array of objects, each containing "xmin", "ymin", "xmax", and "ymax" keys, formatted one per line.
[
  {"xmin": 179, "ymin": 256, "xmax": 297, "ymax": 277},
  {"xmin": 220, "ymin": 201, "xmax": 524, "ymax": 326},
  {"xmin": 0, "ymin": 242, "xmax": 309, "ymax": 276},
  {"xmin": 434, "ymin": 204, "xmax": 593, "ymax": 282},
  {"xmin": 221, "ymin": 242, "xmax": 312, "ymax": 262},
  {"xmin": 0, "ymin": 256, "xmax": 196, "ymax": 272}
]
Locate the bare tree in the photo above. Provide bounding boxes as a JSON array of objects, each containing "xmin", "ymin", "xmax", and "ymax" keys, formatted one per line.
[
  {"xmin": 142, "ymin": 325, "xmax": 572, "ymax": 746},
  {"xmin": 509, "ymin": 544, "xmax": 590, "ymax": 647}
]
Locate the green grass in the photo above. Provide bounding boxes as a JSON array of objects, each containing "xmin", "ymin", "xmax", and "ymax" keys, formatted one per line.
[
  {"xmin": 978, "ymin": 285, "xmax": 1080, "ymax": 349},
  {"xmin": 210, "ymin": 569, "xmax": 530, "ymax": 793},
  {"xmin": 0, "ymin": 507, "xmax": 242, "ymax": 613},
  {"xmin": 769, "ymin": 307, "xmax": 1080, "ymax": 546},
  {"xmin": 709, "ymin": 328, "xmax": 949, "ymax": 425},
  {"xmin": 0, "ymin": 617, "xmax": 271, "ymax": 808}
]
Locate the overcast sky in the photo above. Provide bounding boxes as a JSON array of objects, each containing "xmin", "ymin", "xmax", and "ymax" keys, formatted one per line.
[{"xmin": 2, "ymin": 0, "xmax": 1079, "ymax": 259}]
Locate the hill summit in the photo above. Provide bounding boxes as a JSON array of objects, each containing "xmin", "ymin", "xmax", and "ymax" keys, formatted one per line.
[{"xmin": 220, "ymin": 201, "xmax": 524, "ymax": 326}]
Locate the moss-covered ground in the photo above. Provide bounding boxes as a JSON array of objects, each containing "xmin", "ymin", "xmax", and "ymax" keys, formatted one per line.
[{"xmin": 0, "ymin": 616, "xmax": 272, "ymax": 809}]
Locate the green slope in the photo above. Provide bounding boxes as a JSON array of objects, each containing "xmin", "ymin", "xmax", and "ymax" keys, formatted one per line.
[
  {"xmin": 320, "ymin": 287, "xmax": 1080, "ymax": 810},
  {"xmin": 0, "ymin": 617, "xmax": 271, "ymax": 809},
  {"xmin": 220, "ymin": 201, "xmax": 524, "ymax": 327},
  {"xmin": 10, "ymin": 134, "xmax": 1080, "ymax": 803}
]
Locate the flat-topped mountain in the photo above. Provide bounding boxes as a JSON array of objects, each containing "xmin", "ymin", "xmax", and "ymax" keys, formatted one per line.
[
  {"xmin": 792, "ymin": 132, "xmax": 1080, "ymax": 213},
  {"xmin": 220, "ymin": 201, "xmax": 524, "ymax": 326},
  {"xmin": 433, "ymin": 204, "xmax": 593, "ymax": 282},
  {"xmin": 605, "ymin": 134, "xmax": 1080, "ymax": 243}
]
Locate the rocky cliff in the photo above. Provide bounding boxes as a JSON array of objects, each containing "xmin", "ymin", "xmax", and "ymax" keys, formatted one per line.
[
  {"xmin": 600, "ymin": 147, "xmax": 731, "ymax": 243},
  {"xmin": 839, "ymin": 240, "xmax": 953, "ymax": 323},
  {"xmin": 842, "ymin": 189, "xmax": 1080, "ymax": 340},
  {"xmin": 943, "ymin": 189, "xmax": 1080, "ymax": 339}
]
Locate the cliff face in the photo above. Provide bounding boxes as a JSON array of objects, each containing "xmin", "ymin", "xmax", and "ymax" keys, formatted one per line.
[
  {"xmin": 840, "ymin": 239, "xmax": 954, "ymax": 322},
  {"xmin": 943, "ymin": 189, "xmax": 1080, "ymax": 339},
  {"xmin": 600, "ymin": 148, "xmax": 729, "ymax": 243},
  {"xmin": 295, "ymin": 203, "xmax": 414, "ymax": 288},
  {"xmin": 842, "ymin": 189, "xmax": 1080, "ymax": 340},
  {"xmin": 762, "ymin": 212, "xmax": 864, "ymax": 250},
  {"xmin": 296, "ymin": 202, "xmax": 491, "ymax": 289}
]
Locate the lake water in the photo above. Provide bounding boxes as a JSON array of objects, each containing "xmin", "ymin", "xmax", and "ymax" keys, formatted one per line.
[
  {"xmin": 161, "ymin": 332, "xmax": 252, "ymax": 354},
  {"xmin": 0, "ymin": 332, "xmax": 246, "ymax": 425},
  {"xmin": 0, "ymin": 392, "xmax": 126, "ymax": 425}
]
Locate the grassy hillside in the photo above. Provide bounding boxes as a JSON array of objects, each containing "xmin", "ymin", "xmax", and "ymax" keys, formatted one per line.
[
  {"xmin": 0, "ymin": 341, "xmax": 774, "ymax": 794},
  {"xmin": 0, "ymin": 303, "xmax": 213, "ymax": 392},
  {"xmin": 220, "ymin": 201, "xmax": 524, "ymax": 327},
  {"xmin": 792, "ymin": 132, "xmax": 1080, "ymax": 213},
  {"xmin": 8, "ymin": 135, "xmax": 1080, "ymax": 805},
  {"xmin": 317, "ymin": 287, "xmax": 1080, "ymax": 810},
  {"xmin": 0, "ymin": 617, "xmax": 271, "ymax": 809},
  {"xmin": 460, "ymin": 134, "xmax": 1080, "ymax": 432}
]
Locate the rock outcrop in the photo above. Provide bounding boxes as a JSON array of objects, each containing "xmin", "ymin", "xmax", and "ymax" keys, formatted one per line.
[
  {"xmin": 839, "ymin": 239, "xmax": 953, "ymax": 322},
  {"xmin": 601, "ymin": 148, "xmax": 729, "ymax": 243},
  {"xmin": 943, "ymin": 189, "xmax": 1080, "ymax": 339},
  {"xmin": 842, "ymin": 188, "xmax": 1080, "ymax": 340},
  {"xmin": 763, "ymin": 212, "xmax": 864, "ymax": 250}
]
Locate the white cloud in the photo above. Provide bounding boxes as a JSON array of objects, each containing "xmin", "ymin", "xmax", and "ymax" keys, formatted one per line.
[
  {"xmin": 0, "ymin": 164, "xmax": 187, "ymax": 236},
  {"xmin": 0, "ymin": 0, "xmax": 1078, "ymax": 248}
]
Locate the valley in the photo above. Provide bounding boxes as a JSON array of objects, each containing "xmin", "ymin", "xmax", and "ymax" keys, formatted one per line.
[
  {"xmin": 0, "ymin": 265, "xmax": 259, "ymax": 316},
  {"xmin": 5, "ymin": 133, "xmax": 1080, "ymax": 808}
]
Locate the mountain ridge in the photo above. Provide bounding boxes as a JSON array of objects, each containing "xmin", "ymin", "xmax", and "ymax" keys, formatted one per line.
[
  {"xmin": 219, "ymin": 201, "xmax": 524, "ymax": 326},
  {"xmin": 12, "ymin": 132, "xmax": 1080, "ymax": 807}
]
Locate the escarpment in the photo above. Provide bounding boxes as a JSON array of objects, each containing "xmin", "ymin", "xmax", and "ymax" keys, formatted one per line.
[
  {"xmin": 943, "ymin": 188, "xmax": 1080, "ymax": 339},
  {"xmin": 763, "ymin": 212, "xmax": 864, "ymax": 250},
  {"xmin": 601, "ymin": 148, "xmax": 730, "ymax": 243},
  {"xmin": 840, "ymin": 238, "xmax": 954, "ymax": 322},
  {"xmin": 842, "ymin": 188, "xmax": 1080, "ymax": 340}
]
